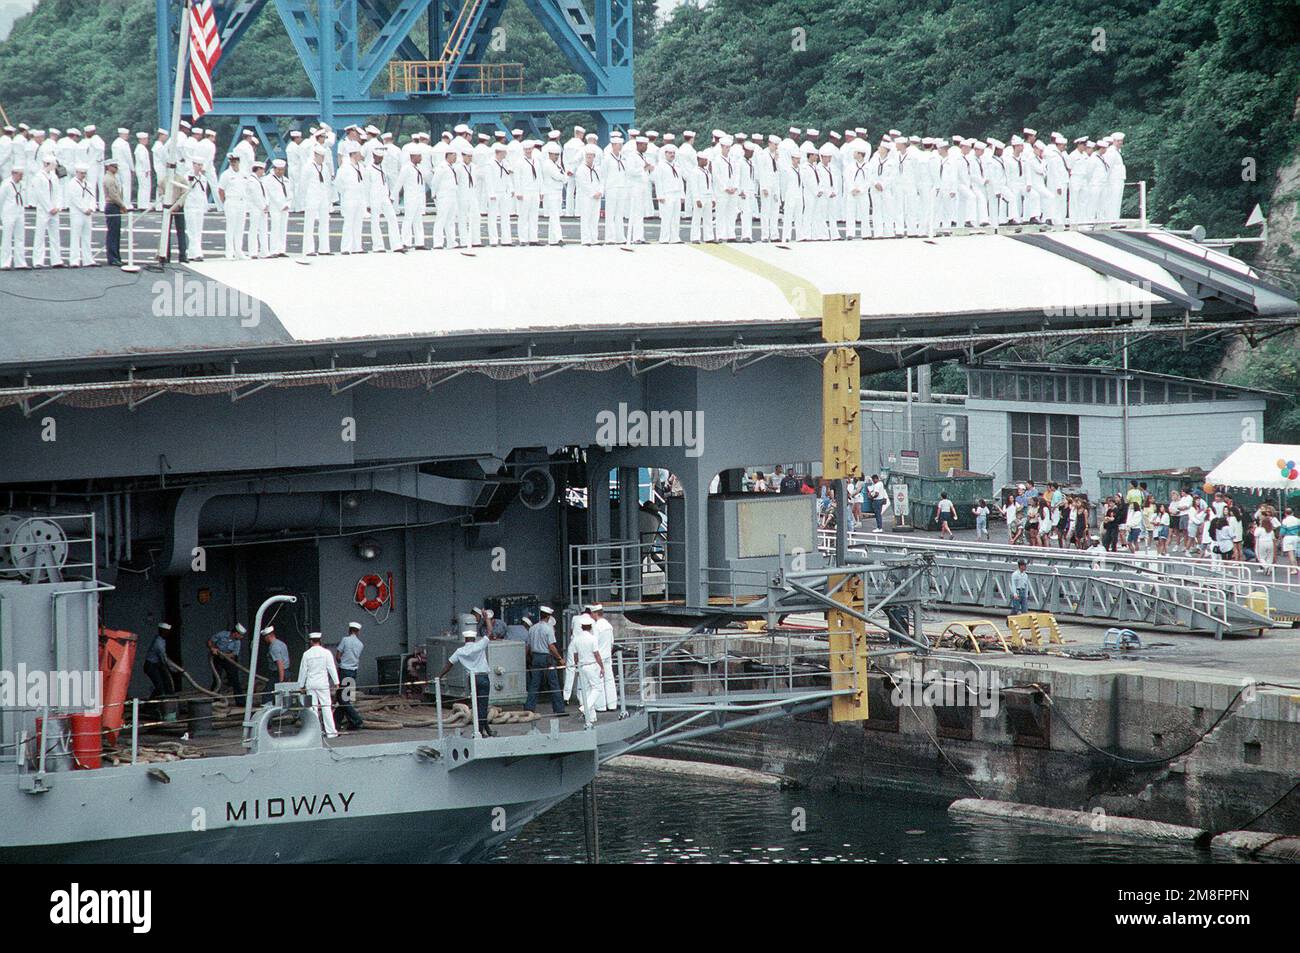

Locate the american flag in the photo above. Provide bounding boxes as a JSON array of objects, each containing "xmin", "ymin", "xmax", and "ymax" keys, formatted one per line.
[{"xmin": 188, "ymin": 0, "xmax": 222, "ymax": 120}]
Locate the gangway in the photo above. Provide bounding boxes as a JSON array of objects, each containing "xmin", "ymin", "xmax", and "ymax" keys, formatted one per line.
[{"xmin": 825, "ymin": 533, "xmax": 1277, "ymax": 638}]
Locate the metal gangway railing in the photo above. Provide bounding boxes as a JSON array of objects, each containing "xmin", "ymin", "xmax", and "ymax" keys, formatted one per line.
[
  {"xmin": 568, "ymin": 539, "xmax": 772, "ymax": 612},
  {"xmin": 825, "ymin": 531, "xmax": 1275, "ymax": 637},
  {"xmin": 606, "ymin": 623, "xmax": 861, "ymax": 759}
]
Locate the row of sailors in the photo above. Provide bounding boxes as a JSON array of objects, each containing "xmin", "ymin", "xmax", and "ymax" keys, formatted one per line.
[
  {"xmin": 0, "ymin": 123, "xmax": 165, "ymax": 212},
  {"xmin": 0, "ymin": 120, "xmax": 1131, "ymax": 264}
]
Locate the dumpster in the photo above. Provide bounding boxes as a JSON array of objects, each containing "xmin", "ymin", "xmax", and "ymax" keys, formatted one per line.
[{"xmin": 900, "ymin": 470, "xmax": 994, "ymax": 530}]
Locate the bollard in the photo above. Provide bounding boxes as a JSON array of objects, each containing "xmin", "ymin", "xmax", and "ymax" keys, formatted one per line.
[{"xmin": 122, "ymin": 210, "xmax": 141, "ymax": 273}]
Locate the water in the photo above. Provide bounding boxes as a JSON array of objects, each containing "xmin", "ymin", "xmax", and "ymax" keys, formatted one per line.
[{"xmin": 491, "ymin": 770, "xmax": 1210, "ymax": 863}]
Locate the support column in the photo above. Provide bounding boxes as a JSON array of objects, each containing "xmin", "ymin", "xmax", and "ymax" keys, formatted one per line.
[
  {"xmin": 616, "ymin": 467, "xmax": 641, "ymax": 600},
  {"xmin": 586, "ymin": 457, "xmax": 612, "ymax": 600}
]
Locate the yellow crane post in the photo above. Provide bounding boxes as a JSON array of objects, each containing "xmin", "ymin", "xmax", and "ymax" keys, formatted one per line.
[{"xmin": 821, "ymin": 292, "xmax": 869, "ymax": 722}]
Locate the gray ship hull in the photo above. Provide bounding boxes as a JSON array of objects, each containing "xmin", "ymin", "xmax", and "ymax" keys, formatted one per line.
[{"xmin": 0, "ymin": 714, "xmax": 645, "ymax": 864}]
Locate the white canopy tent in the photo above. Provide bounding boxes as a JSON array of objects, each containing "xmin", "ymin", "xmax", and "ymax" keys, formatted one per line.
[{"xmin": 1206, "ymin": 442, "xmax": 1300, "ymax": 491}]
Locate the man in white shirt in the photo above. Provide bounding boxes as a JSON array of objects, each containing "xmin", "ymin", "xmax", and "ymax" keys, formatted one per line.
[
  {"xmin": 437, "ymin": 629, "xmax": 495, "ymax": 736},
  {"xmin": 589, "ymin": 604, "xmax": 618, "ymax": 712},
  {"xmin": 567, "ymin": 617, "xmax": 605, "ymax": 729},
  {"xmin": 297, "ymin": 632, "xmax": 341, "ymax": 739}
]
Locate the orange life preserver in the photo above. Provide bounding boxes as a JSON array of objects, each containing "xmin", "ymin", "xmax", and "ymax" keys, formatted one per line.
[{"xmin": 355, "ymin": 574, "xmax": 389, "ymax": 612}]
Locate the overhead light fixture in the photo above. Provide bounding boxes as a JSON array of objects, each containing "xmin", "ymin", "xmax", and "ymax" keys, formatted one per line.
[{"xmin": 354, "ymin": 539, "xmax": 381, "ymax": 561}]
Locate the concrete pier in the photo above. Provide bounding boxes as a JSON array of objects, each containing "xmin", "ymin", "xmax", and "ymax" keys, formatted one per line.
[{"xmin": 623, "ymin": 612, "xmax": 1300, "ymax": 837}]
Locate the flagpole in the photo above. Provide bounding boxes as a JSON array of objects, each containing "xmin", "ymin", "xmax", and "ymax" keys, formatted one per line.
[{"xmin": 157, "ymin": 0, "xmax": 193, "ymax": 263}]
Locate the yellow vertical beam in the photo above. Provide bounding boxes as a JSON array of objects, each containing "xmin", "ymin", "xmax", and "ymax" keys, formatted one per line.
[{"xmin": 821, "ymin": 292, "xmax": 869, "ymax": 722}]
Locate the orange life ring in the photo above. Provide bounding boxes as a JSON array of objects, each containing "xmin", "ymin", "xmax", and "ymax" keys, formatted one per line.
[{"xmin": 355, "ymin": 574, "xmax": 389, "ymax": 612}]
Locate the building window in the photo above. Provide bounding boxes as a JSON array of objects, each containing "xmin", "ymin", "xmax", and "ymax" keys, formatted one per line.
[{"xmin": 1010, "ymin": 412, "xmax": 1081, "ymax": 485}]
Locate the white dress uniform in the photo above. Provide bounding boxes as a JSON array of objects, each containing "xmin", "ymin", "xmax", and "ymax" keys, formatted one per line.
[
  {"xmin": 197, "ymin": 137, "xmax": 222, "ymax": 211},
  {"xmin": 844, "ymin": 152, "xmax": 872, "ymax": 238},
  {"xmin": 562, "ymin": 134, "xmax": 584, "ymax": 214},
  {"xmin": 592, "ymin": 615, "xmax": 617, "ymax": 710},
  {"xmin": 430, "ymin": 157, "xmax": 462, "ymax": 249},
  {"xmin": 540, "ymin": 147, "xmax": 567, "ymax": 244},
  {"xmin": 868, "ymin": 147, "xmax": 897, "ymax": 237},
  {"xmin": 217, "ymin": 164, "xmax": 248, "ymax": 258},
  {"xmin": 568, "ymin": 627, "xmax": 603, "ymax": 728},
  {"xmin": 779, "ymin": 160, "xmax": 804, "ymax": 242},
  {"xmin": 1025, "ymin": 150, "xmax": 1051, "ymax": 221},
  {"xmin": 366, "ymin": 160, "xmax": 402, "ymax": 252},
  {"xmin": 284, "ymin": 138, "xmax": 303, "ymax": 211},
  {"xmin": 133, "ymin": 140, "xmax": 153, "ymax": 211},
  {"xmin": 602, "ymin": 146, "xmax": 631, "ymax": 243},
  {"xmin": 266, "ymin": 169, "xmax": 291, "ymax": 255},
  {"xmin": 1079, "ymin": 150, "xmax": 1105, "ymax": 224},
  {"xmin": 397, "ymin": 160, "xmax": 428, "ymax": 247},
  {"xmin": 625, "ymin": 146, "xmax": 651, "ymax": 242},
  {"xmin": 712, "ymin": 147, "xmax": 740, "ymax": 241},
  {"xmin": 936, "ymin": 149, "xmax": 961, "ymax": 229},
  {"xmin": 456, "ymin": 152, "xmax": 480, "ymax": 247},
  {"xmin": 300, "ymin": 156, "xmax": 334, "ymax": 254},
  {"xmin": 336, "ymin": 159, "xmax": 368, "ymax": 253},
  {"xmin": 245, "ymin": 170, "xmax": 271, "ymax": 257},
  {"xmin": 111, "ymin": 134, "xmax": 134, "ymax": 207},
  {"xmin": 893, "ymin": 145, "xmax": 920, "ymax": 235},
  {"xmin": 1005, "ymin": 147, "xmax": 1028, "ymax": 222},
  {"xmin": 1043, "ymin": 145, "xmax": 1068, "ymax": 225},
  {"xmin": 381, "ymin": 139, "xmax": 402, "ymax": 204},
  {"xmin": 687, "ymin": 161, "xmax": 716, "ymax": 243},
  {"xmin": 0, "ymin": 175, "xmax": 26, "ymax": 268},
  {"xmin": 652, "ymin": 153, "xmax": 685, "ymax": 243},
  {"xmin": 1105, "ymin": 145, "xmax": 1126, "ymax": 221},
  {"xmin": 472, "ymin": 139, "xmax": 492, "ymax": 212},
  {"xmin": 85, "ymin": 132, "xmax": 106, "ymax": 208},
  {"xmin": 817, "ymin": 147, "xmax": 839, "ymax": 238},
  {"xmin": 954, "ymin": 149, "xmax": 978, "ymax": 226},
  {"xmin": 67, "ymin": 174, "xmax": 97, "ymax": 266},
  {"xmin": 0, "ymin": 132, "xmax": 12, "ymax": 181},
  {"xmin": 182, "ymin": 171, "xmax": 210, "ymax": 260},
  {"xmin": 755, "ymin": 146, "xmax": 780, "ymax": 241},
  {"xmin": 297, "ymin": 640, "xmax": 340, "ymax": 738},
  {"xmin": 484, "ymin": 152, "xmax": 515, "ymax": 245},
  {"xmin": 514, "ymin": 149, "xmax": 542, "ymax": 244},
  {"xmin": 575, "ymin": 159, "xmax": 603, "ymax": 245},
  {"xmin": 32, "ymin": 166, "xmax": 64, "ymax": 267},
  {"xmin": 152, "ymin": 135, "xmax": 172, "ymax": 210}
]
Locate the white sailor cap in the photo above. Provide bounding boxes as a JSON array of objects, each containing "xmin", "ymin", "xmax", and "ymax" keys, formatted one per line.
[
  {"xmin": 804, "ymin": 127, "xmax": 820, "ymax": 138},
  {"xmin": 742, "ymin": 140, "xmax": 756, "ymax": 150},
  {"xmin": 828, "ymin": 130, "xmax": 841, "ymax": 140},
  {"xmin": 493, "ymin": 140, "xmax": 508, "ymax": 150},
  {"xmin": 308, "ymin": 631, "xmax": 323, "ymax": 641},
  {"xmin": 1023, "ymin": 127, "xmax": 1037, "ymax": 136},
  {"xmin": 800, "ymin": 140, "xmax": 817, "ymax": 154},
  {"xmin": 364, "ymin": 125, "xmax": 380, "ymax": 136},
  {"xmin": 584, "ymin": 132, "xmax": 598, "ymax": 141},
  {"xmin": 511, "ymin": 128, "xmax": 523, "ymax": 136},
  {"xmin": 493, "ymin": 129, "xmax": 507, "ymax": 138},
  {"xmin": 628, "ymin": 127, "xmax": 640, "ymax": 136},
  {"xmin": 767, "ymin": 134, "xmax": 780, "ymax": 144},
  {"xmin": 454, "ymin": 123, "xmax": 470, "ymax": 134},
  {"xmin": 42, "ymin": 154, "xmax": 57, "ymax": 164},
  {"xmin": 1085, "ymin": 140, "xmax": 1096, "ymax": 148},
  {"xmin": 661, "ymin": 142, "xmax": 677, "ymax": 152},
  {"xmin": 1009, "ymin": 134, "xmax": 1024, "ymax": 145},
  {"xmin": 191, "ymin": 126, "xmax": 204, "ymax": 136},
  {"xmin": 2, "ymin": 125, "xmax": 14, "ymax": 133},
  {"xmin": 973, "ymin": 139, "xmax": 986, "ymax": 149},
  {"xmin": 158, "ymin": 622, "xmax": 172, "ymax": 631},
  {"xmin": 288, "ymin": 129, "xmax": 303, "ymax": 138},
  {"xmin": 348, "ymin": 621, "xmax": 362, "ymax": 631},
  {"xmin": 1097, "ymin": 137, "xmax": 1112, "ymax": 147},
  {"xmin": 818, "ymin": 142, "xmax": 834, "ymax": 156},
  {"xmin": 578, "ymin": 614, "xmax": 594, "ymax": 628},
  {"xmin": 543, "ymin": 141, "xmax": 560, "ymax": 154},
  {"xmin": 157, "ymin": 127, "xmax": 169, "ymax": 135},
  {"xmin": 855, "ymin": 127, "xmax": 867, "ymax": 135},
  {"xmin": 538, "ymin": 604, "xmax": 554, "ymax": 616},
  {"xmin": 583, "ymin": 143, "xmax": 600, "ymax": 155},
  {"xmin": 719, "ymin": 134, "xmax": 734, "ymax": 146},
  {"xmin": 1111, "ymin": 131, "xmax": 1125, "ymax": 141},
  {"xmin": 850, "ymin": 139, "xmax": 869, "ymax": 154},
  {"xmin": 477, "ymin": 133, "xmax": 490, "ymax": 142},
  {"xmin": 136, "ymin": 131, "xmax": 149, "ymax": 139},
  {"xmin": 252, "ymin": 160, "xmax": 266, "ymax": 169},
  {"xmin": 888, "ymin": 128, "xmax": 901, "ymax": 137},
  {"xmin": 609, "ymin": 133, "xmax": 624, "ymax": 143},
  {"xmin": 235, "ymin": 623, "xmax": 248, "ymax": 634},
  {"xmin": 225, "ymin": 151, "xmax": 239, "ymax": 159},
  {"xmin": 261, "ymin": 625, "xmax": 275, "ymax": 635},
  {"xmin": 844, "ymin": 129, "xmax": 857, "ymax": 138},
  {"xmin": 682, "ymin": 129, "xmax": 696, "ymax": 138},
  {"xmin": 66, "ymin": 126, "xmax": 81, "ymax": 136},
  {"xmin": 382, "ymin": 132, "xmax": 394, "ymax": 140},
  {"xmin": 547, "ymin": 129, "xmax": 561, "ymax": 139},
  {"xmin": 936, "ymin": 139, "xmax": 950, "ymax": 148},
  {"xmin": 85, "ymin": 124, "xmax": 97, "ymax": 132},
  {"xmin": 662, "ymin": 133, "xmax": 676, "ymax": 142},
  {"xmin": 647, "ymin": 130, "xmax": 659, "ymax": 138},
  {"xmin": 115, "ymin": 127, "xmax": 128, "ymax": 135},
  {"xmin": 909, "ymin": 135, "xmax": 921, "ymax": 144},
  {"xmin": 573, "ymin": 125, "xmax": 586, "ymax": 134},
  {"xmin": 788, "ymin": 126, "xmax": 801, "ymax": 135},
  {"xmin": 1073, "ymin": 136, "xmax": 1088, "ymax": 144},
  {"xmin": 1051, "ymin": 131, "xmax": 1066, "ymax": 143},
  {"xmin": 989, "ymin": 138, "xmax": 1004, "ymax": 149}
]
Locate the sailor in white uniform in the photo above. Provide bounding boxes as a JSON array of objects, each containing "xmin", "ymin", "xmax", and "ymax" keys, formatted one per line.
[
  {"xmin": 183, "ymin": 160, "xmax": 211, "ymax": 260},
  {"xmin": 513, "ymin": 140, "xmax": 543, "ymax": 245},
  {"xmin": 688, "ymin": 152, "xmax": 716, "ymax": 243},
  {"xmin": 0, "ymin": 167, "xmax": 26, "ymax": 269},
  {"xmin": 217, "ymin": 153, "xmax": 248, "ymax": 259},
  {"xmin": 540, "ymin": 141, "xmax": 568, "ymax": 244},
  {"xmin": 652, "ymin": 143, "xmax": 685, "ymax": 243},
  {"xmin": 32, "ymin": 155, "xmax": 64, "ymax": 267},
  {"xmin": 336, "ymin": 149, "xmax": 369, "ymax": 253},
  {"xmin": 575, "ymin": 145, "xmax": 604, "ymax": 245},
  {"xmin": 245, "ymin": 160, "xmax": 271, "ymax": 258},
  {"xmin": 133, "ymin": 132, "xmax": 153, "ymax": 212},
  {"xmin": 562, "ymin": 125, "xmax": 585, "ymax": 215},
  {"xmin": 267, "ymin": 159, "xmax": 292, "ymax": 256},
  {"xmin": 111, "ymin": 128, "xmax": 134, "ymax": 209},
  {"xmin": 430, "ymin": 145, "xmax": 462, "ymax": 249},
  {"xmin": 301, "ymin": 145, "xmax": 334, "ymax": 255},
  {"xmin": 397, "ymin": 150, "xmax": 428, "ymax": 248},
  {"xmin": 297, "ymin": 631, "xmax": 340, "ymax": 739},
  {"xmin": 567, "ymin": 616, "xmax": 605, "ymax": 729},
  {"xmin": 67, "ymin": 163, "xmax": 98, "ymax": 267},
  {"xmin": 367, "ymin": 147, "xmax": 404, "ymax": 252},
  {"xmin": 589, "ymin": 604, "xmax": 618, "ymax": 711},
  {"xmin": 485, "ymin": 141, "xmax": 515, "ymax": 246}
]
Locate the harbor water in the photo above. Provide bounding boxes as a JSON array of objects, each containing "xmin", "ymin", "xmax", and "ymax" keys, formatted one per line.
[{"xmin": 490, "ymin": 769, "xmax": 1212, "ymax": 864}]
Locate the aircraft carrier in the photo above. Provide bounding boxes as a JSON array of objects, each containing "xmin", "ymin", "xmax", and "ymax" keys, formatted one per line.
[{"xmin": 0, "ymin": 224, "xmax": 1295, "ymax": 861}]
